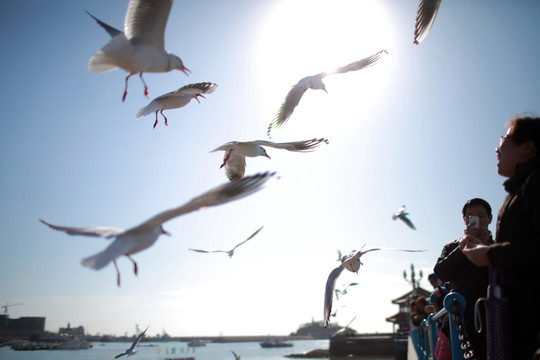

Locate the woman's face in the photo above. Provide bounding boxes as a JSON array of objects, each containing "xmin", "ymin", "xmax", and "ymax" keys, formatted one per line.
[{"xmin": 496, "ymin": 128, "xmax": 533, "ymax": 177}]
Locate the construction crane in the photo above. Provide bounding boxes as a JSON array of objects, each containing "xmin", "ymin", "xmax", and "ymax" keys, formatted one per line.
[{"xmin": 2, "ymin": 302, "xmax": 24, "ymax": 314}]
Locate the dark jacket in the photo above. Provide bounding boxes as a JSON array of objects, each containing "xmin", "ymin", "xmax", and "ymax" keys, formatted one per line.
[
  {"xmin": 487, "ymin": 156, "xmax": 540, "ymax": 359},
  {"xmin": 434, "ymin": 236, "xmax": 492, "ymax": 359}
]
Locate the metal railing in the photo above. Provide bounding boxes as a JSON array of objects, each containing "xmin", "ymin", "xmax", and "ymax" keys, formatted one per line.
[{"xmin": 410, "ymin": 292, "xmax": 470, "ymax": 360}]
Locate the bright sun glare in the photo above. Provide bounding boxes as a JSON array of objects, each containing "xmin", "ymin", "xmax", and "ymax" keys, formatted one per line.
[{"xmin": 256, "ymin": 0, "xmax": 395, "ymax": 138}]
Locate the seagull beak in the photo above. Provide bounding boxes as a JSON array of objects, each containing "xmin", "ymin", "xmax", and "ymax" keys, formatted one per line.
[
  {"xmin": 266, "ymin": 154, "xmax": 271, "ymax": 159},
  {"xmin": 162, "ymin": 228, "xmax": 171, "ymax": 236}
]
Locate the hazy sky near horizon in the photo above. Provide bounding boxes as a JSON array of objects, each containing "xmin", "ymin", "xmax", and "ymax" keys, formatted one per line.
[{"xmin": 1, "ymin": 0, "xmax": 539, "ymax": 338}]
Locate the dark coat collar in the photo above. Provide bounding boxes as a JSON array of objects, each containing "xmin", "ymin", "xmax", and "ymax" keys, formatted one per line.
[{"xmin": 503, "ymin": 156, "xmax": 540, "ymax": 193}]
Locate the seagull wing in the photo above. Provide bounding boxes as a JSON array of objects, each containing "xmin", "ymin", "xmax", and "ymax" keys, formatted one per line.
[
  {"xmin": 324, "ymin": 264, "xmax": 345, "ymax": 327},
  {"xmin": 231, "ymin": 350, "xmax": 241, "ymax": 360},
  {"xmin": 268, "ymin": 82, "xmax": 310, "ymax": 137},
  {"xmin": 175, "ymin": 82, "xmax": 218, "ymax": 95},
  {"xmin": 321, "ymin": 49, "xmax": 388, "ymax": 77},
  {"xmin": 231, "ymin": 226, "xmax": 264, "ymax": 250},
  {"xmin": 224, "ymin": 154, "xmax": 247, "ymax": 181},
  {"xmin": 131, "ymin": 172, "xmax": 275, "ymax": 231},
  {"xmin": 124, "ymin": 0, "xmax": 173, "ymax": 49},
  {"xmin": 392, "ymin": 205, "xmax": 407, "ymax": 220},
  {"xmin": 399, "ymin": 215, "xmax": 416, "ymax": 230},
  {"xmin": 253, "ymin": 138, "xmax": 329, "ymax": 152},
  {"xmin": 86, "ymin": 11, "xmax": 122, "ymax": 38},
  {"xmin": 40, "ymin": 219, "xmax": 124, "ymax": 238},
  {"xmin": 413, "ymin": 0, "xmax": 442, "ymax": 44},
  {"xmin": 188, "ymin": 248, "xmax": 228, "ymax": 254},
  {"xmin": 112, "ymin": 350, "xmax": 128, "ymax": 359},
  {"xmin": 129, "ymin": 325, "xmax": 149, "ymax": 350}
]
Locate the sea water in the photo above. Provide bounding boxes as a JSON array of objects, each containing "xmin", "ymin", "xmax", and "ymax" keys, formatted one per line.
[{"xmin": 0, "ymin": 339, "xmax": 393, "ymax": 360}]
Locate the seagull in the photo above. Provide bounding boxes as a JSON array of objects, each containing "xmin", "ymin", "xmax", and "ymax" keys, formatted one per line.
[
  {"xmin": 324, "ymin": 246, "xmax": 426, "ymax": 327},
  {"xmin": 392, "ymin": 205, "xmax": 416, "ymax": 230},
  {"xmin": 267, "ymin": 49, "xmax": 388, "ymax": 138},
  {"xmin": 86, "ymin": 0, "xmax": 190, "ymax": 102},
  {"xmin": 210, "ymin": 138, "xmax": 329, "ymax": 181},
  {"xmin": 413, "ymin": 0, "xmax": 442, "ymax": 44},
  {"xmin": 111, "ymin": 325, "xmax": 149, "ymax": 359},
  {"xmin": 334, "ymin": 282, "xmax": 358, "ymax": 300},
  {"xmin": 40, "ymin": 172, "xmax": 276, "ymax": 286},
  {"xmin": 188, "ymin": 226, "xmax": 263, "ymax": 257},
  {"xmin": 136, "ymin": 82, "xmax": 218, "ymax": 128},
  {"xmin": 231, "ymin": 350, "xmax": 241, "ymax": 360}
]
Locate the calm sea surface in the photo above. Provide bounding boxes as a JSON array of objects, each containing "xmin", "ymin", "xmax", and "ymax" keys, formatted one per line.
[{"xmin": 0, "ymin": 339, "xmax": 393, "ymax": 360}]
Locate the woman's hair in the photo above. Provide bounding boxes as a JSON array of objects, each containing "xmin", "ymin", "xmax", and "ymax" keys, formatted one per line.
[{"xmin": 506, "ymin": 114, "xmax": 540, "ymax": 151}]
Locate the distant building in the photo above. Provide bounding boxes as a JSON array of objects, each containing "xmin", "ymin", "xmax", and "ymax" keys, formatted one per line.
[
  {"xmin": 59, "ymin": 322, "xmax": 85, "ymax": 337},
  {"xmin": 385, "ymin": 287, "xmax": 430, "ymax": 334},
  {"xmin": 290, "ymin": 318, "xmax": 344, "ymax": 338},
  {"xmin": 0, "ymin": 314, "xmax": 46, "ymax": 337}
]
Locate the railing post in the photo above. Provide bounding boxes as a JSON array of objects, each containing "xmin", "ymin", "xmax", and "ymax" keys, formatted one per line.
[
  {"xmin": 443, "ymin": 292, "xmax": 466, "ymax": 360},
  {"xmin": 426, "ymin": 313, "xmax": 439, "ymax": 359}
]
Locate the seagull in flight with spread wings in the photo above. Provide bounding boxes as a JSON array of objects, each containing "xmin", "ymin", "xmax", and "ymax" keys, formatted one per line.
[
  {"xmin": 267, "ymin": 49, "xmax": 388, "ymax": 137},
  {"xmin": 40, "ymin": 172, "xmax": 275, "ymax": 286},
  {"xmin": 413, "ymin": 0, "xmax": 442, "ymax": 44},
  {"xmin": 211, "ymin": 138, "xmax": 328, "ymax": 181},
  {"xmin": 86, "ymin": 0, "xmax": 190, "ymax": 102},
  {"xmin": 136, "ymin": 82, "xmax": 217, "ymax": 128},
  {"xmin": 324, "ymin": 246, "xmax": 426, "ymax": 327},
  {"xmin": 392, "ymin": 205, "xmax": 416, "ymax": 230},
  {"xmin": 188, "ymin": 226, "xmax": 264, "ymax": 257},
  {"xmin": 111, "ymin": 325, "xmax": 149, "ymax": 359}
]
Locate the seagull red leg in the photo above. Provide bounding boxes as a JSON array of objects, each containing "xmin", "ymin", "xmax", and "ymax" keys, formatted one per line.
[
  {"xmin": 126, "ymin": 254, "xmax": 138, "ymax": 276},
  {"xmin": 153, "ymin": 112, "xmax": 159, "ymax": 128},
  {"xmin": 122, "ymin": 73, "xmax": 134, "ymax": 102},
  {"xmin": 139, "ymin": 71, "xmax": 149, "ymax": 98},
  {"xmin": 220, "ymin": 149, "xmax": 233, "ymax": 168},
  {"xmin": 113, "ymin": 259, "xmax": 121, "ymax": 287},
  {"xmin": 194, "ymin": 94, "xmax": 206, "ymax": 104},
  {"xmin": 160, "ymin": 110, "xmax": 168, "ymax": 126}
]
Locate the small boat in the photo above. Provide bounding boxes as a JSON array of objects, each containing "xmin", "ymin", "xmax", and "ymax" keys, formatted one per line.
[
  {"xmin": 187, "ymin": 339, "xmax": 207, "ymax": 347},
  {"xmin": 56, "ymin": 338, "xmax": 93, "ymax": 350},
  {"xmin": 260, "ymin": 338, "xmax": 293, "ymax": 348}
]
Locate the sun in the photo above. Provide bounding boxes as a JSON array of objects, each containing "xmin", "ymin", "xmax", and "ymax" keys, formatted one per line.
[{"xmin": 255, "ymin": 0, "xmax": 395, "ymax": 138}]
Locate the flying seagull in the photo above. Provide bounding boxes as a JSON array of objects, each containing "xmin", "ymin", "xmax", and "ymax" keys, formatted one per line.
[
  {"xmin": 111, "ymin": 325, "xmax": 149, "ymax": 359},
  {"xmin": 231, "ymin": 350, "xmax": 241, "ymax": 360},
  {"xmin": 136, "ymin": 82, "xmax": 218, "ymax": 128},
  {"xmin": 86, "ymin": 0, "xmax": 190, "ymax": 102},
  {"xmin": 324, "ymin": 246, "xmax": 426, "ymax": 327},
  {"xmin": 267, "ymin": 49, "xmax": 388, "ymax": 137},
  {"xmin": 392, "ymin": 205, "xmax": 416, "ymax": 230},
  {"xmin": 334, "ymin": 282, "xmax": 358, "ymax": 301},
  {"xmin": 211, "ymin": 138, "xmax": 329, "ymax": 181},
  {"xmin": 40, "ymin": 172, "xmax": 276, "ymax": 286},
  {"xmin": 413, "ymin": 0, "xmax": 442, "ymax": 44},
  {"xmin": 188, "ymin": 226, "xmax": 264, "ymax": 257}
]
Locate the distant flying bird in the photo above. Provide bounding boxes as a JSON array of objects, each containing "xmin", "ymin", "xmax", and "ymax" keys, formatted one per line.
[
  {"xmin": 267, "ymin": 49, "xmax": 388, "ymax": 137},
  {"xmin": 211, "ymin": 138, "xmax": 329, "ymax": 181},
  {"xmin": 324, "ymin": 246, "xmax": 426, "ymax": 327},
  {"xmin": 111, "ymin": 325, "xmax": 149, "ymax": 359},
  {"xmin": 86, "ymin": 0, "xmax": 190, "ymax": 102},
  {"xmin": 334, "ymin": 282, "xmax": 358, "ymax": 300},
  {"xmin": 136, "ymin": 82, "xmax": 218, "ymax": 128},
  {"xmin": 231, "ymin": 350, "xmax": 241, "ymax": 360},
  {"xmin": 188, "ymin": 226, "xmax": 263, "ymax": 257},
  {"xmin": 413, "ymin": 0, "xmax": 442, "ymax": 44},
  {"xmin": 392, "ymin": 205, "xmax": 416, "ymax": 230},
  {"xmin": 40, "ymin": 172, "xmax": 276, "ymax": 286}
]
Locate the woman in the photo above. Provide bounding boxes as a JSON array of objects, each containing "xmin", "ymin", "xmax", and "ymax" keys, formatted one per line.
[{"xmin": 461, "ymin": 115, "xmax": 540, "ymax": 359}]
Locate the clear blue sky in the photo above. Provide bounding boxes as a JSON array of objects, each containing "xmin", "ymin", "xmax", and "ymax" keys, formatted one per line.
[{"xmin": 1, "ymin": 0, "xmax": 539, "ymax": 338}]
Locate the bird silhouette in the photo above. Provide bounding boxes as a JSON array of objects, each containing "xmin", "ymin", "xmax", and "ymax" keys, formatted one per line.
[
  {"xmin": 392, "ymin": 205, "xmax": 416, "ymax": 230},
  {"xmin": 267, "ymin": 49, "xmax": 388, "ymax": 137},
  {"xmin": 86, "ymin": 0, "xmax": 190, "ymax": 102},
  {"xmin": 231, "ymin": 350, "xmax": 241, "ymax": 360},
  {"xmin": 413, "ymin": 0, "xmax": 442, "ymax": 44},
  {"xmin": 188, "ymin": 226, "xmax": 263, "ymax": 258},
  {"xmin": 136, "ymin": 82, "xmax": 217, "ymax": 128},
  {"xmin": 41, "ymin": 172, "xmax": 275, "ymax": 286},
  {"xmin": 111, "ymin": 325, "xmax": 149, "ymax": 359},
  {"xmin": 211, "ymin": 138, "xmax": 328, "ymax": 181}
]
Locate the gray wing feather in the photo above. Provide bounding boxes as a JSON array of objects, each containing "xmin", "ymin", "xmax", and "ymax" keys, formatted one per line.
[
  {"xmin": 268, "ymin": 84, "xmax": 309, "ymax": 137},
  {"xmin": 124, "ymin": 0, "xmax": 173, "ymax": 49},
  {"xmin": 86, "ymin": 11, "xmax": 122, "ymax": 38},
  {"xmin": 322, "ymin": 49, "xmax": 388, "ymax": 76},
  {"xmin": 324, "ymin": 264, "xmax": 345, "ymax": 327},
  {"xmin": 254, "ymin": 138, "xmax": 328, "ymax": 152},
  {"xmin": 40, "ymin": 219, "xmax": 124, "ymax": 238},
  {"xmin": 413, "ymin": 0, "xmax": 442, "ymax": 44}
]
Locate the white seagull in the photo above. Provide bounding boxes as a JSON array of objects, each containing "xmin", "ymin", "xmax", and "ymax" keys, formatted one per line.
[
  {"xmin": 40, "ymin": 172, "xmax": 276, "ymax": 286},
  {"xmin": 136, "ymin": 82, "xmax": 218, "ymax": 128},
  {"xmin": 86, "ymin": 0, "xmax": 190, "ymax": 102},
  {"xmin": 324, "ymin": 246, "xmax": 426, "ymax": 327},
  {"xmin": 392, "ymin": 205, "xmax": 416, "ymax": 230},
  {"xmin": 267, "ymin": 49, "xmax": 388, "ymax": 138},
  {"xmin": 111, "ymin": 325, "xmax": 149, "ymax": 359},
  {"xmin": 188, "ymin": 226, "xmax": 263, "ymax": 257},
  {"xmin": 413, "ymin": 0, "xmax": 442, "ymax": 44},
  {"xmin": 211, "ymin": 138, "xmax": 329, "ymax": 181}
]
